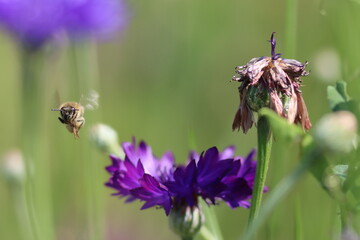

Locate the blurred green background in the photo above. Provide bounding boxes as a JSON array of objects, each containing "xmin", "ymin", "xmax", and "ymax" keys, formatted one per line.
[{"xmin": 1, "ymin": 0, "xmax": 359, "ymax": 239}]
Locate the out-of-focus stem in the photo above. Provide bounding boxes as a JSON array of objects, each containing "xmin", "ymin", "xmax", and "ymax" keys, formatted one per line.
[
  {"xmin": 294, "ymin": 196, "xmax": 303, "ymax": 240},
  {"xmin": 68, "ymin": 41, "xmax": 103, "ymax": 240},
  {"xmin": 11, "ymin": 184, "xmax": 33, "ymax": 240},
  {"xmin": 21, "ymin": 46, "xmax": 55, "ymax": 240},
  {"xmin": 340, "ymin": 205, "xmax": 348, "ymax": 234},
  {"xmin": 284, "ymin": 0, "xmax": 298, "ymax": 58},
  {"xmin": 242, "ymin": 147, "xmax": 317, "ymax": 240}
]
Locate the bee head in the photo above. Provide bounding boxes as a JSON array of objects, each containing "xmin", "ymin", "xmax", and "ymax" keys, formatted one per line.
[
  {"xmin": 61, "ymin": 106, "xmax": 78, "ymax": 117},
  {"xmin": 52, "ymin": 102, "xmax": 82, "ymax": 122}
]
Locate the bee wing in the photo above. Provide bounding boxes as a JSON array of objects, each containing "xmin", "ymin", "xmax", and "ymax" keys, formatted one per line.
[
  {"xmin": 80, "ymin": 89, "xmax": 99, "ymax": 111},
  {"xmin": 52, "ymin": 89, "xmax": 62, "ymax": 110}
]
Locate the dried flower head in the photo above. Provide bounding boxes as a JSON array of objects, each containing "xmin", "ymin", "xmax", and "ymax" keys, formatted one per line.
[{"xmin": 232, "ymin": 32, "xmax": 312, "ymax": 133}]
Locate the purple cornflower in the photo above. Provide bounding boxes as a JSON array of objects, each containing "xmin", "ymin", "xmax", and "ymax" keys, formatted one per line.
[
  {"xmin": 105, "ymin": 139, "xmax": 260, "ymax": 215},
  {"xmin": 0, "ymin": 0, "xmax": 128, "ymax": 48}
]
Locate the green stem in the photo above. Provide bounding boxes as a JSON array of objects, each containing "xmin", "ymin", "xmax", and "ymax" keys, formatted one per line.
[
  {"xmin": 200, "ymin": 201, "xmax": 224, "ymax": 240},
  {"xmin": 199, "ymin": 226, "xmax": 217, "ymax": 240},
  {"xmin": 248, "ymin": 116, "xmax": 272, "ymax": 223}
]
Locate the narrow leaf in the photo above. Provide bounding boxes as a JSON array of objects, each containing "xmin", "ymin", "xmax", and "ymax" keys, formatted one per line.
[{"xmin": 258, "ymin": 108, "xmax": 304, "ymax": 141}]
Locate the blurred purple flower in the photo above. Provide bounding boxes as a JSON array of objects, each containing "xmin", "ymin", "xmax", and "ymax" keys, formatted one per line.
[
  {"xmin": 0, "ymin": 0, "xmax": 128, "ymax": 48},
  {"xmin": 62, "ymin": 0, "xmax": 128, "ymax": 39},
  {"xmin": 0, "ymin": 0, "xmax": 64, "ymax": 47},
  {"xmin": 105, "ymin": 139, "xmax": 262, "ymax": 215}
]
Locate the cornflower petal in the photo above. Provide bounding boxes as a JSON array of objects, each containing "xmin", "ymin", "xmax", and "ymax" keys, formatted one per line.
[
  {"xmin": 219, "ymin": 146, "xmax": 236, "ymax": 159},
  {"xmin": 131, "ymin": 174, "xmax": 172, "ymax": 215},
  {"xmin": 237, "ymin": 149, "xmax": 257, "ymax": 181},
  {"xmin": 165, "ymin": 161, "xmax": 197, "ymax": 207},
  {"xmin": 197, "ymin": 148, "xmax": 233, "ymax": 187},
  {"xmin": 122, "ymin": 139, "xmax": 174, "ymax": 181},
  {"xmin": 120, "ymin": 158, "xmax": 145, "ymax": 189},
  {"xmin": 105, "ymin": 154, "xmax": 122, "ymax": 173},
  {"xmin": 220, "ymin": 177, "xmax": 252, "ymax": 208}
]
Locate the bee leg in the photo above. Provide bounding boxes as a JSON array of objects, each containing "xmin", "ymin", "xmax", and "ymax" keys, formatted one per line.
[
  {"xmin": 58, "ymin": 117, "xmax": 65, "ymax": 124},
  {"xmin": 77, "ymin": 120, "xmax": 85, "ymax": 129},
  {"xmin": 72, "ymin": 127, "xmax": 80, "ymax": 139}
]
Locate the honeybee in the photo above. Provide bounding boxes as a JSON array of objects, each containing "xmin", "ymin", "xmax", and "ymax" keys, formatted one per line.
[
  {"xmin": 52, "ymin": 102, "xmax": 85, "ymax": 138},
  {"xmin": 52, "ymin": 90, "xmax": 99, "ymax": 139}
]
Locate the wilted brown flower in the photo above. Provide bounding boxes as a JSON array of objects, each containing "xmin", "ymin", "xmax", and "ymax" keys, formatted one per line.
[{"xmin": 232, "ymin": 32, "xmax": 312, "ymax": 133}]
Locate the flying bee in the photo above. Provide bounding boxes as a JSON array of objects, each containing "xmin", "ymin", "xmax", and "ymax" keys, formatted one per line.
[
  {"xmin": 52, "ymin": 102, "xmax": 85, "ymax": 138},
  {"xmin": 52, "ymin": 90, "xmax": 99, "ymax": 139}
]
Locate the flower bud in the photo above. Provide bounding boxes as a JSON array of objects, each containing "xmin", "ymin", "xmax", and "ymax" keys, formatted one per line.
[
  {"xmin": 245, "ymin": 85, "xmax": 270, "ymax": 112},
  {"xmin": 314, "ymin": 111, "xmax": 357, "ymax": 153},
  {"xmin": 1, "ymin": 149, "xmax": 25, "ymax": 185},
  {"xmin": 89, "ymin": 123, "xmax": 124, "ymax": 158},
  {"xmin": 169, "ymin": 205, "xmax": 204, "ymax": 239}
]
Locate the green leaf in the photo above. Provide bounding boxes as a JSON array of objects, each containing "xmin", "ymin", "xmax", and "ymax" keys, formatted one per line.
[
  {"xmin": 327, "ymin": 81, "xmax": 353, "ymax": 112},
  {"xmin": 258, "ymin": 108, "xmax": 305, "ymax": 141},
  {"xmin": 335, "ymin": 81, "xmax": 350, "ymax": 101},
  {"xmin": 327, "ymin": 81, "xmax": 359, "ymax": 116}
]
